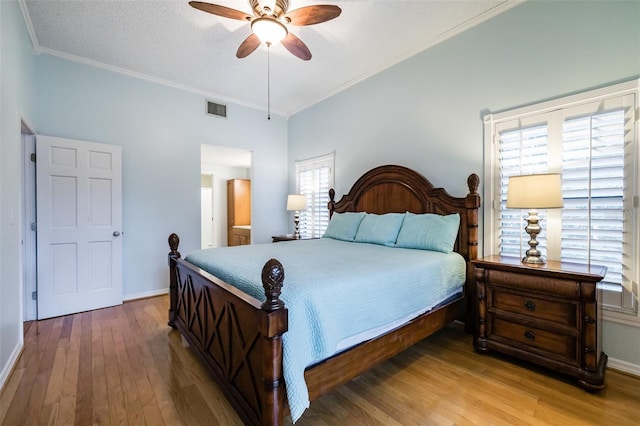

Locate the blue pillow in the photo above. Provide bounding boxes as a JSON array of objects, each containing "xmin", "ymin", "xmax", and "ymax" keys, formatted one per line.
[
  {"xmin": 322, "ymin": 212, "xmax": 367, "ymax": 241},
  {"xmin": 395, "ymin": 213, "xmax": 460, "ymax": 253},
  {"xmin": 354, "ymin": 213, "xmax": 406, "ymax": 246}
]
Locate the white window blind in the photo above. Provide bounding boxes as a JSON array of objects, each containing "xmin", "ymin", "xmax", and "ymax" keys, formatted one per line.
[
  {"xmin": 295, "ymin": 153, "xmax": 334, "ymax": 238},
  {"xmin": 498, "ymin": 123, "xmax": 550, "ymax": 260},
  {"xmin": 561, "ymin": 110, "xmax": 626, "ymax": 291},
  {"xmin": 485, "ymin": 80, "xmax": 639, "ymax": 317}
]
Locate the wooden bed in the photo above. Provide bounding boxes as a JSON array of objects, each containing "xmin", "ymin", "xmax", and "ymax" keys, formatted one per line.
[{"xmin": 167, "ymin": 164, "xmax": 480, "ymax": 425}]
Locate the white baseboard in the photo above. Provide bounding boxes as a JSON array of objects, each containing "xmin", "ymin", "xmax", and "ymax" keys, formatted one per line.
[
  {"xmin": 123, "ymin": 287, "xmax": 168, "ymax": 302},
  {"xmin": 0, "ymin": 342, "xmax": 24, "ymax": 393},
  {"xmin": 608, "ymin": 356, "xmax": 640, "ymax": 377}
]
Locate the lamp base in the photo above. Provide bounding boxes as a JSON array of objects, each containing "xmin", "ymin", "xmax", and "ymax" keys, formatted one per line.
[
  {"xmin": 521, "ymin": 208, "xmax": 547, "ymax": 265},
  {"xmin": 293, "ymin": 211, "xmax": 300, "ymax": 239},
  {"xmin": 522, "ymin": 254, "xmax": 546, "ymax": 265}
]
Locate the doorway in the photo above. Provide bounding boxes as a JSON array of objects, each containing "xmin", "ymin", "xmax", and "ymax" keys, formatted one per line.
[
  {"xmin": 200, "ymin": 145, "xmax": 252, "ymax": 248},
  {"xmin": 21, "ymin": 120, "xmax": 36, "ymax": 321}
]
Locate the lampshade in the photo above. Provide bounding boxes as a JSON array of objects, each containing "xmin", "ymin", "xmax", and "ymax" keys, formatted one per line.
[
  {"xmin": 286, "ymin": 194, "xmax": 307, "ymax": 211},
  {"xmin": 251, "ymin": 17, "xmax": 288, "ymax": 45},
  {"xmin": 507, "ymin": 173, "xmax": 564, "ymax": 209}
]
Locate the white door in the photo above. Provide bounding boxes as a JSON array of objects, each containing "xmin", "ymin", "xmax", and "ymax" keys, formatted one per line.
[{"xmin": 36, "ymin": 135, "xmax": 123, "ymax": 319}]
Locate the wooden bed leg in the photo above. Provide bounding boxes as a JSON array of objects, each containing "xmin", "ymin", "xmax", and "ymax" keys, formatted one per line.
[
  {"xmin": 168, "ymin": 233, "xmax": 181, "ymax": 329},
  {"xmin": 260, "ymin": 259, "xmax": 287, "ymax": 425},
  {"xmin": 262, "ymin": 333, "xmax": 285, "ymax": 426}
]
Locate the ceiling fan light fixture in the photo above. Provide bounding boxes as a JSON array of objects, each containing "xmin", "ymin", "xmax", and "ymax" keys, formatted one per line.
[
  {"xmin": 251, "ymin": 17, "xmax": 288, "ymax": 45},
  {"xmin": 190, "ymin": 1, "xmax": 340, "ymax": 60}
]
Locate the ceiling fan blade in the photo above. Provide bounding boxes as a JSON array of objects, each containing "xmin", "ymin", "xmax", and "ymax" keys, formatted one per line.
[
  {"xmin": 236, "ymin": 33, "xmax": 261, "ymax": 58},
  {"xmin": 189, "ymin": 1, "xmax": 252, "ymax": 21},
  {"xmin": 281, "ymin": 33, "xmax": 311, "ymax": 61},
  {"xmin": 284, "ymin": 5, "xmax": 341, "ymax": 26}
]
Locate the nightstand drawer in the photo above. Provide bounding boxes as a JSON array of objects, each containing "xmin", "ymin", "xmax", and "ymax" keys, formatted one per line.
[
  {"xmin": 490, "ymin": 316, "xmax": 578, "ymax": 364},
  {"xmin": 489, "ymin": 288, "xmax": 578, "ymax": 328},
  {"xmin": 486, "ymin": 269, "xmax": 581, "ymax": 299}
]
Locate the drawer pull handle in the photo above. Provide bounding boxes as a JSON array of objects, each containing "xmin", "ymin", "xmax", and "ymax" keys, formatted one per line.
[
  {"xmin": 524, "ymin": 300, "xmax": 536, "ymax": 311},
  {"xmin": 524, "ymin": 330, "xmax": 536, "ymax": 341}
]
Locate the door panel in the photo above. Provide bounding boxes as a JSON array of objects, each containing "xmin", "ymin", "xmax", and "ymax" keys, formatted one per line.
[{"xmin": 37, "ymin": 135, "xmax": 123, "ymax": 319}]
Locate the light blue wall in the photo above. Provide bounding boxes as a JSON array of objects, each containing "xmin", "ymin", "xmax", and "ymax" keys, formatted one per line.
[
  {"xmin": 36, "ymin": 54, "xmax": 289, "ymax": 298},
  {"xmin": 289, "ymin": 0, "xmax": 640, "ymax": 197},
  {"xmin": 0, "ymin": 0, "xmax": 37, "ymax": 383},
  {"xmin": 288, "ymin": 0, "xmax": 640, "ymax": 366}
]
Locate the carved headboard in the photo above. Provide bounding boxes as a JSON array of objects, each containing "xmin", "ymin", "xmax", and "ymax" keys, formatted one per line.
[{"xmin": 328, "ymin": 165, "xmax": 480, "ymax": 261}]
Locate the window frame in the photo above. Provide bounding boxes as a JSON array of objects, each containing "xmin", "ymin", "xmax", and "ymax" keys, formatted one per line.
[{"xmin": 483, "ymin": 79, "xmax": 640, "ymax": 325}]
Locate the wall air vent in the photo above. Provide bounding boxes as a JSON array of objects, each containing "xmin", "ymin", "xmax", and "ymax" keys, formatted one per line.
[{"xmin": 206, "ymin": 100, "xmax": 227, "ymax": 118}]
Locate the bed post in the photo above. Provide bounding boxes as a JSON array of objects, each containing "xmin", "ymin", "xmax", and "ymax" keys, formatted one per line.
[
  {"xmin": 260, "ymin": 259, "xmax": 288, "ymax": 426},
  {"xmin": 328, "ymin": 188, "xmax": 336, "ymax": 218},
  {"xmin": 168, "ymin": 233, "xmax": 181, "ymax": 329},
  {"xmin": 465, "ymin": 173, "xmax": 480, "ymax": 261},
  {"xmin": 464, "ymin": 174, "xmax": 481, "ymax": 333}
]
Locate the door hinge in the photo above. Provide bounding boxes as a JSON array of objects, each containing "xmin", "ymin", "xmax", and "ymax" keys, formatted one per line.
[
  {"xmin": 32, "ymin": 291, "xmax": 37, "ymax": 301},
  {"xmin": 30, "ymin": 153, "xmax": 36, "ymax": 162},
  {"xmin": 30, "ymin": 222, "xmax": 37, "ymax": 231}
]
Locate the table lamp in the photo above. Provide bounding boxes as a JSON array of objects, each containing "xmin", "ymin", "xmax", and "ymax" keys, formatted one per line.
[
  {"xmin": 286, "ymin": 194, "xmax": 307, "ymax": 239},
  {"xmin": 507, "ymin": 173, "xmax": 564, "ymax": 264}
]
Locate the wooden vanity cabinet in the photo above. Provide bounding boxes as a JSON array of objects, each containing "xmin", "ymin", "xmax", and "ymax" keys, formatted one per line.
[{"xmin": 227, "ymin": 179, "xmax": 251, "ymax": 246}]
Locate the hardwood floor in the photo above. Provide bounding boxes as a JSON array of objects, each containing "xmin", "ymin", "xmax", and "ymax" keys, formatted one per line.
[{"xmin": 1, "ymin": 295, "xmax": 638, "ymax": 425}]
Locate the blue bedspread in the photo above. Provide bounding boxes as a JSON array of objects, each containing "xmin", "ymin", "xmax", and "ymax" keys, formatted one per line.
[{"xmin": 185, "ymin": 238, "xmax": 465, "ymax": 422}]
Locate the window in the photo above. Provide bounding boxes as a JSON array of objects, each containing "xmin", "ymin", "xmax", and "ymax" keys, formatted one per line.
[
  {"xmin": 295, "ymin": 153, "xmax": 334, "ymax": 238},
  {"xmin": 484, "ymin": 80, "xmax": 639, "ymax": 318}
]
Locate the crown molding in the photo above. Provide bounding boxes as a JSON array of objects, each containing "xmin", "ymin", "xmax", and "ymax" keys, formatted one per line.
[
  {"xmin": 39, "ymin": 47, "xmax": 287, "ymax": 117},
  {"xmin": 18, "ymin": 0, "xmax": 41, "ymax": 53}
]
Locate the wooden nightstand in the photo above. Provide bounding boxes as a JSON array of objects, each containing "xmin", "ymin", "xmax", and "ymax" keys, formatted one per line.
[
  {"xmin": 271, "ymin": 235, "xmax": 317, "ymax": 242},
  {"xmin": 473, "ymin": 255, "xmax": 607, "ymax": 391}
]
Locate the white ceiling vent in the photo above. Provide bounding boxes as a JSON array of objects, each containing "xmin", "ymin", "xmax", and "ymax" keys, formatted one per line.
[{"xmin": 206, "ymin": 100, "xmax": 227, "ymax": 118}]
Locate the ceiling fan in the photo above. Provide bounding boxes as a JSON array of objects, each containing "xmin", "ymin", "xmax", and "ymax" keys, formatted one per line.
[{"xmin": 189, "ymin": 0, "xmax": 341, "ymax": 60}]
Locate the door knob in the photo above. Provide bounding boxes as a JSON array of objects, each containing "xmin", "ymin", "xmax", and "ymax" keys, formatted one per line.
[{"xmin": 113, "ymin": 231, "xmax": 121, "ymax": 237}]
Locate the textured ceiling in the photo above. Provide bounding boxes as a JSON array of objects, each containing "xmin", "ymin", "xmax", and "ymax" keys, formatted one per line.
[{"xmin": 23, "ymin": 0, "xmax": 519, "ymax": 117}]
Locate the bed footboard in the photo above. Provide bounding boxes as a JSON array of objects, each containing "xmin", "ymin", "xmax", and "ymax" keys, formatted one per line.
[{"xmin": 168, "ymin": 234, "xmax": 288, "ymax": 425}]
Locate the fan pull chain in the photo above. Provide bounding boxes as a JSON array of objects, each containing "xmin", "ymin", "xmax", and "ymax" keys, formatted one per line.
[{"xmin": 267, "ymin": 43, "xmax": 271, "ymax": 120}]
